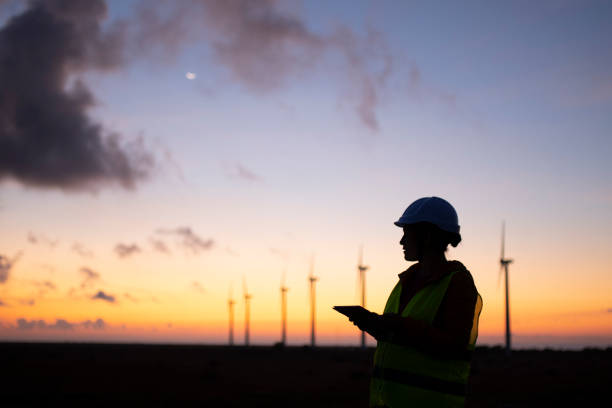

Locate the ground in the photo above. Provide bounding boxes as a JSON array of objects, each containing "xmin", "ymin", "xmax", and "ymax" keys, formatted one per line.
[{"xmin": 2, "ymin": 343, "xmax": 610, "ymax": 407}]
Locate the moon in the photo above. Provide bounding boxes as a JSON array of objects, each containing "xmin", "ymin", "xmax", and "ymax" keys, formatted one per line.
[{"xmin": 185, "ymin": 72, "xmax": 196, "ymax": 80}]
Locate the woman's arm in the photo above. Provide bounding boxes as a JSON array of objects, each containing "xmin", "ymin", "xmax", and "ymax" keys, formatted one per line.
[{"xmin": 354, "ymin": 271, "xmax": 477, "ymax": 358}]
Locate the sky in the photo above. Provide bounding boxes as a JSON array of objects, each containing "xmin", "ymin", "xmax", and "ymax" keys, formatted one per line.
[{"xmin": 0, "ymin": 0, "xmax": 611, "ymax": 349}]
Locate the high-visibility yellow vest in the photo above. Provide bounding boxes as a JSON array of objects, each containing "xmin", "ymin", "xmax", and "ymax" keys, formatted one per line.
[{"xmin": 370, "ymin": 270, "xmax": 482, "ymax": 408}]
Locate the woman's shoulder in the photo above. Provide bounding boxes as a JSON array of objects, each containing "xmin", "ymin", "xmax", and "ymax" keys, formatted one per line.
[{"xmin": 447, "ymin": 261, "xmax": 477, "ymax": 291}]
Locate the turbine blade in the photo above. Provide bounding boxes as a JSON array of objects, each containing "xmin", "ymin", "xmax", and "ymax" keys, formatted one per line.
[
  {"xmin": 497, "ymin": 264, "xmax": 504, "ymax": 289},
  {"xmin": 358, "ymin": 245, "xmax": 363, "ymax": 267},
  {"xmin": 501, "ymin": 221, "xmax": 506, "ymax": 260},
  {"xmin": 309, "ymin": 253, "xmax": 315, "ymax": 279},
  {"xmin": 356, "ymin": 269, "xmax": 361, "ymax": 302},
  {"xmin": 242, "ymin": 276, "xmax": 247, "ymax": 297}
]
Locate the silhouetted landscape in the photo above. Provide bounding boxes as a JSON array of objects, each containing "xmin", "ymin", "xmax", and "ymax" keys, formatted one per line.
[{"xmin": 2, "ymin": 343, "xmax": 610, "ymax": 407}]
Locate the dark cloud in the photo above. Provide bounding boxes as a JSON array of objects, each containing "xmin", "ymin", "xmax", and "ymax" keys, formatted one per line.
[
  {"xmin": 201, "ymin": 1, "xmax": 391, "ymax": 130},
  {"xmin": 17, "ymin": 318, "xmax": 46, "ymax": 330},
  {"xmin": 608, "ymin": 308, "xmax": 612, "ymax": 313},
  {"xmin": 82, "ymin": 318, "xmax": 105, "ymax": 330},
  {"xmin": 17, "ymin": 317, "xmax": 105, "ymax": 330},
  {"xmin": 52, "ymin": 319, "xmax": 74, "ymax": 330},
  {"xmin": 17, "ymin": 318, "xmax": 74, "ymax": 330},
  {"xmin": 329, "ymin": 27, "xmax": 393, "ymax": 131},
  {"xmin": 0, "ymin": 0, "xmax": 153, "ymax": 191},
  {"xmin": 191, "ymin": 281, "xmax": 206, "ymax": 294},
  {"xmin": 157, "ymin": 227, "xmax": 213, "ymax": 254},
  {"xmin": 150, "ymin": 238, "xmax": 170, "ymax": 254},
  {"xmin": 72, "ymin": 243, "xmax": 94, "ymax": 258},
  {"xmin": 130, "ymin": 0, "xmax": 195, "ymax": 61},
  {"xmin": 136, "ymin": 0, "xmax": 392, "ymax": 131},
  {"xmin": 0, "ymin": 252, "xmax": 20, "ymax": 284},
  {"xmin": 91, "ymin": 290, "xmax": 116, "ymax": 303},
  {"xmin": 79, "ymin": 266, "xmax": 100, "ymax": 288},
  {"xmin": 199, "ymin": 0, "xmax": 325, "ymax": 90},
  {"xmin": 114, "ymin": 243, "xmax": 141, "ymax": 258}
]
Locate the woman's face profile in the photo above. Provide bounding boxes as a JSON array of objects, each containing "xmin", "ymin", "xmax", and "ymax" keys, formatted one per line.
[{"xmin": 400, "ymin": 225, "xmax": 420, "ymax": 261}]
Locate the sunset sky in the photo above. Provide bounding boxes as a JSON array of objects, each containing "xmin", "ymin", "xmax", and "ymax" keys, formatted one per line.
[{"xmin": 1, "ymin": 0, "xmax": 610, "ymax": 349}]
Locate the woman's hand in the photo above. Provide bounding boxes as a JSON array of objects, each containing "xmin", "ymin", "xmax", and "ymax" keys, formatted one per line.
[{"xmin": 349, "ymin": 312, "xmax": 389, "ymax": 341}]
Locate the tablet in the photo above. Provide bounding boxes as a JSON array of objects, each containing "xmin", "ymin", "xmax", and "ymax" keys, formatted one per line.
[{"xmin": 333, "ymin": 305, "xmax": 369, "ymax": 318}]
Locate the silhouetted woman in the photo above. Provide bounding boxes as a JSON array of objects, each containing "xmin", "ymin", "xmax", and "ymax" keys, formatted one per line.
[{"xmin": 351, "ymin": 197, "xmax": 482, "ymax": 408}]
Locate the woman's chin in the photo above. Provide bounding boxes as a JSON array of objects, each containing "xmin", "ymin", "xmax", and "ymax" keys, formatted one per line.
[{"xmin": 403, "ymin": 252, "xmax": 417, "ymax": 261}]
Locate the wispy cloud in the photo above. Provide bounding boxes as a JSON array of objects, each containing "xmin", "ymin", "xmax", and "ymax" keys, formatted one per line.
[
  {"xmin": 0, "ymin": 298, "xmax": 7, "ymax": 307},
  {"xmin": 32, "ymin": 280, "xmax": 56, "ymax": 294},
  {"xmin": 91, "ymin": 290, "xmax": 116, "ymax": 303},
  {"xmin": 79, "ymin": 267, "xmax": 100, "ymax": 289},
  {"xmin": 124, "ymin": 293, "xmax": 139, "ymax": 303},
  {"xmin": 136, "ymin": 0, "xmax": 393, "ymax": 131},
  {"xmin": 0, "ymin": 252, "xmax": 21, "ymax": 284},
  {"xmin": 114, "ymin": 243, "xmax": 141, "ymax": 258},
  {"xmin": 157, "ymin": 227, "xmax": 214, "ymax": 254},
  {"xmin": 72, "ymin": 243, "xmax": 94, "ymax": 258},
  {"xmin": 227, "ymin": 163, "xmax": 261, "ymax": 182},
  {"xmin": 269, "ymin": 247, "xmax": 290, "ymax": 261},
  {"xmin": 225, "ymin": 246, "xmax": 239, "ymax": 257},
  {"xmin": 150, "ymin": 238, "xmax": 171, "ymax": 254},
  {"xmin": 191, "ymin": 281, "xmax": 206, "ymax": 294},
  {"xmin": 27, "ymin": 232, "xmax": 58, "ymax": 248}
]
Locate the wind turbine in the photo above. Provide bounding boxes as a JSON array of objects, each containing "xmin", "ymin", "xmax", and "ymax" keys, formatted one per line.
[
  {"xmin": 243, "ymin": 277, "xmax": 252, "ymax": 347},
  {"xmin": 357, "ymin": 246, "xmax": 369, "ymax": 348},
  {"xmin": 228, "ymin": 285, "xmax": 235, "ymax": 346},
  {"xmin": 308, "ymin": 255, "xmax": 318, "ymax": 347},
  {"xmin": 499, "ymin": 222, "xmax": 513, "ymax": 356},
  {"xmin": 280, "ymin": 269, "xmax": 289, "ymax": 346}
]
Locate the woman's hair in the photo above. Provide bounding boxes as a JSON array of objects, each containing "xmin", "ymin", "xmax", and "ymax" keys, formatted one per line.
[{"xmin": 413, "ymin": 222, "xmax": 462, "ymax": 252}]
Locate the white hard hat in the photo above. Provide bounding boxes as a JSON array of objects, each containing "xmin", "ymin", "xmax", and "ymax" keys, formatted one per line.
[{"xmin": 394, "ymin": 196, "xmax": 460, "ymax": 234}]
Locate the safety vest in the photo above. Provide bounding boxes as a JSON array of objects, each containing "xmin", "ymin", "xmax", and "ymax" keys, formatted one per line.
[{"xmin": 370, "ymin": 270, "xmax": 482, "ymax": 408}]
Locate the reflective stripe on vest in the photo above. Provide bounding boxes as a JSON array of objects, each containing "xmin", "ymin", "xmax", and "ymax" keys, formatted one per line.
[{"xmin": 369, "ymin": 270, "xmax": 482, "ymax": 408}]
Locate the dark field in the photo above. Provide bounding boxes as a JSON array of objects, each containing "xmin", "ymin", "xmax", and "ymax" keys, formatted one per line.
[{"xmin": 2, "ymin": 343, "xmax": 611, "ymax": 407}]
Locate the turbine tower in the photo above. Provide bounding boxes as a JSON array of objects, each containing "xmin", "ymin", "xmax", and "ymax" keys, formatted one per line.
[
  {"xmin": 308, "ymin": 255, "xmax": 318, "ymax": 347},
  {"xmin": 243, "ymin": 277, "xmax": 252, "ymax": 347},
  {"xmin": 357, "ymin": 246, "xmax": 369, "ymax": 348},
  {"xmin": 280, "ymin": 270, "xmax": 289, "ymax": 346},
  {"xmin": 500, "ymin": 222, "xmax": 513, "ymax": 356},
  {"xmin": 228, "ymin": 285, "xmax": 235, "ymax": 346}
]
